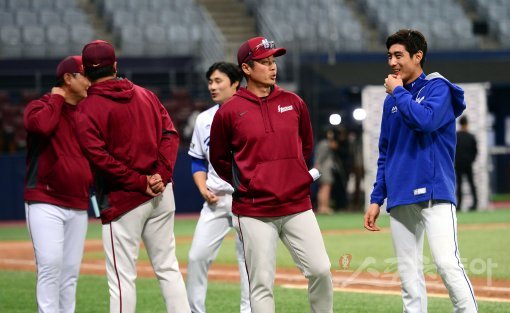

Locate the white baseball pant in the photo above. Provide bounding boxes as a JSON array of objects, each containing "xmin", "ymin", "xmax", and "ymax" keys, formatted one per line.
[
  {"xmin": 102, "ymin": 184, "xmax": 189, "ymax": 313},
  {"xmin": 390, "ymin": 201, "xmax": 478, "ymax": 312},
  {"xmin": 187, "ymin": 194, "xmax": 251, "ymax": 313},
  {"xmin": 25, "ymin": 202, "xmax": 88, "ymax": 313},
  {"xmin": 234, "ymin": 209, "xmax": 333, "ymax": 313}
]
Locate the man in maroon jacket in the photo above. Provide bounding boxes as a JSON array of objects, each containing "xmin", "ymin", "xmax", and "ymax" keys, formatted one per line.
[
  {"xmin": 24, "ymin": 55, "xmax": 92, "ymax": 313},
  {"xmin": 210, "ymin": 37, "xmax": 333, "ymax": 313},
  {"xmin": 75, "ymin": 40, "xmax": 189, "ymax": 313}
]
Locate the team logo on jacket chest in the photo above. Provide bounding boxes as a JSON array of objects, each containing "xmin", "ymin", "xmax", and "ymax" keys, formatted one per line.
[
  {"xmin": 278, "ymin": 105, "xmax": 293, "ymax": 113},
  {"xmin": 391, "ymin": 106, "xmax": 398, "ymax": 114}
]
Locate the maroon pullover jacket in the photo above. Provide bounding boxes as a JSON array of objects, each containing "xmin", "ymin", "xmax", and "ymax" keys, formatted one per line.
[
  {"xmin": 24, "ymin": 93, "xmax": 93, "ymax": 210},
  {"xmin": 210, "ymin": 85, "xmax": 314, "ymax": 217},
  {"xmin": 75, "ymin": 78, "xmax": 179, "ymax": 223}
]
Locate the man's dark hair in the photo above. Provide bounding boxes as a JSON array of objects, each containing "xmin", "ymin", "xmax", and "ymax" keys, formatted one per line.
[
  {"xmin": 386, "ymin": 29, "xmax": 428, "ymax": 68},
  {"xmin": 206, "ymin": 62, "xmax": 243, "ymax": 90},
  {"xmin": 84, "ymin": 65, "xmax": 116, "ymax": 82},
  {"xmin": 55, "ymin": 73, "xmax": 79, "ymax": 87},
  {"xmin": 459, "ymin": 115, "xmax": 468, "ymax": 126},
  {"xmin": 55, "ymin": 77, "xmax": 65, "ymax": 87},
  {"xmin": 240, "ymin": 60, "xmax": 256, "ymax": 81}
]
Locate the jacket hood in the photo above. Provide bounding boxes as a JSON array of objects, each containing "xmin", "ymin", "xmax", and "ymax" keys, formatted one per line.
[
  {"xmin": 87, "ymin": 78, "xmax": 135, "ymax": 102},
  {"xmin": 234, "ymin": 85, "xmax": 283, "ymax": 103},
  {"xmin": 426, "ymin": 72, "xmax": 466, "ymax": 118}
]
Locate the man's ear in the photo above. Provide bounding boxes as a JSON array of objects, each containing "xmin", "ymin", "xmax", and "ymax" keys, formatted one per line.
[
  {"xmin": 63, "ymin": 72, "xmax": 74, "ymax": 86},
  {"xmin": 241, "ymin": 63, "xmax": 251, "ymax": 76},
  {"xmin": 414, "ymin": 50, "xmax": 423, "ymax": 65}
]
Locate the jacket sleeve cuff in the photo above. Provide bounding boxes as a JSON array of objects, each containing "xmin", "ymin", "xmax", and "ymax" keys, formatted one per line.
[
  {"xmin": 155, "ymin": 163, "xmax": 172, "ymax": 184},
  {"xmin": 137, "ymin": 174, "xmax": 147, "ymax": 193}
]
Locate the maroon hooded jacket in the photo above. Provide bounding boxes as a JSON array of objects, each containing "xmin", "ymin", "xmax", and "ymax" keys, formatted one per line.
[
  {"xmin": 75, "ymin": 78, "xmax": 179, "ymax": 223},
  {"xmin": 210, "ymin": 85, "xmax": 314, "ymax": 217},
  {"xmin": 24, "ymin": 93, "xmax": 93, "ymax": 210}
]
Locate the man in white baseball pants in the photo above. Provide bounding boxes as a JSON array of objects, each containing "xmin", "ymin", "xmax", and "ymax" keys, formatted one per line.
[
  {"xmin": 364, "ymin": 29, "xmax": 477, "ymax": 312},
  {"xmin": 187, "ymin": 62, "xmax": 250, "ymax": 313}
]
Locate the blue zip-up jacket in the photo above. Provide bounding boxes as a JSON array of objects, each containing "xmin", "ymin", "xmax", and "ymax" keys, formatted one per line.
[{"xmin": 370, "ymin": 72, "xmax": 466, "ymax": 211}]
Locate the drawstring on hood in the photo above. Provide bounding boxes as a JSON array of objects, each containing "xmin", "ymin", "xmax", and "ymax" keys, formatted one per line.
[{"xmin": 234, "ymin": 86, "xmax": 283, "ymax": 133}]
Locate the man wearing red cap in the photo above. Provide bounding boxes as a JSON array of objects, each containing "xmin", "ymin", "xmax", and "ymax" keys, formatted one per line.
[
  {"xmin": 24, "ymin": 55, "xmax": 92, "ymax": 313},
  {"xmin": 210, "ymin": 37, "xmax": 333, "ymax": 313},
  {"xmin": 75, "ymin": 40, "xmax": 189, "ymax": 313}
]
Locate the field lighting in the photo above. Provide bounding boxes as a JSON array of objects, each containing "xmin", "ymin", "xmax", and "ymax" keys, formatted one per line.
[
  {"xmin": 353, "ymin": 108, "xmax": 367, "ymax": 121},
  {"xmin": 329, "ymin": 113, "xmax": 341, "ymax": 125}
]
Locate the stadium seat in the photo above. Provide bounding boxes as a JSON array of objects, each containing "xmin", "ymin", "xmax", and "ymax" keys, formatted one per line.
[
  {"xmin": 126, "ymin": 0, "xmax": 148, "ymax": 11},
  {"xmin": 69, "ymin": 24, "xmax": 94, "ymax": 52},
  {"xmin": 102, "ymin": 0, "xmax": 125, "ymax": 16},
  {"xmin": 119, "ymin": 25, "xmax": 144, "ymax": 56},
  {"xmin": 39, "ymin": 10, "xmax": 61, "ymax": 27},
  {"xmin": 136, "ymin": 10, "xmax": 160, "ymax": 27},
  {"xmin": 62, "ymin": 10, "xmax": 88, "ymax": 26},
  {"xmin": 168, "ymin": 25, "xmax": 193, "ymax": 55},
  {"xmin": 144, "ymin": 24, "xmax": 168, "ymax": 56},
  {"xmin": 149, "ymin": 0, "xmax": 173, "ymax": 10},
  {"xmin": 54, "ymin": 0, "xmax": 77, "ymax": 10},
  {"xmin": 8, "ymin": 0, "xmax": 30, "ymax": 10},
  {"xmin": 22, "ymin": 26, "xmax": 46, "ymax": 58},
  {"xmin": 0, "ymin": 12, "xmax": 14, "ymax": 26},
  {"xmin": 0, "ymin": 26, "xmax": 22, "ymax": 58},
  {"xmin": 15, "ymin": 11, "xmax": 39, "ymax": 27},
  {"xmin": 110, "ymin": 10, "xmax": 135, "ymax": 35},
  {"xmin": 31, "ymin": 0, "xmax": 54, "ymax": 11},
  {"xmin": 46, "ymin": 25, "xmax": 70, "ymax": 57},
  {"xmin": 159, "ymin": 10, "xmax": 181, "ymax": 26}
]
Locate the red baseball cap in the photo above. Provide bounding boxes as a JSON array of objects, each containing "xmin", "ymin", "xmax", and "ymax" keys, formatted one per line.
[
  {"xmin": 237, "ymin": 37, "xmax": 286, "ymax": 66},
  {"xmin": 82, "ymin": 40, "xmax": 116, "ymax": 69},
  {"xmin": 56, "ymin": 56, "xmax": 84, "ymax": 79}
]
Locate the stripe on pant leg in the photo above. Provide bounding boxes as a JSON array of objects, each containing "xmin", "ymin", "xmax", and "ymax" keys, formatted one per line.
[
  {"xmin": 26, "ymin": 205, "xmax": 41, "ymax": 312},
  {"xmin": 236, "ymin": 215, "xmax": 253, "ymax": 311},
  {"xmin": 109, "ymin": 223, "xmax": 123, "ymax": 313},
  {"xmin": 449, "ymin": 204, "xmax": 478, "ymax": 311}
]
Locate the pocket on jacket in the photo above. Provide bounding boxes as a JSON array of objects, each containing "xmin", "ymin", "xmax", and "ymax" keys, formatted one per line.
[
  {"xmin": 45, "ymin": 156, "xmax": 92, "ymax": 197},
  {"xmin": 248, "ymin": 158, "xmax": 312, "ymax": 204}
]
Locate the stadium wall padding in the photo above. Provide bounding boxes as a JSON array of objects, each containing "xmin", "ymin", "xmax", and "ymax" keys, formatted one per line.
[{"xmin": 0, "ymin": 149, "xmax": 203, "ymax": 221}]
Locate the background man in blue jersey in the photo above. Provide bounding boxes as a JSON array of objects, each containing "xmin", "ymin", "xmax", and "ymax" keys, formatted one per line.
[{"xmin": 364, "ymin": 29, "xmax": 478, "ymax": 312}]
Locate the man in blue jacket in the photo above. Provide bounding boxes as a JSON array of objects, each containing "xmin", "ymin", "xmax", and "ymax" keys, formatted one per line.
[{"xmin": 364, "ymin": 29, "xmax": 478, "ymax": 312}]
